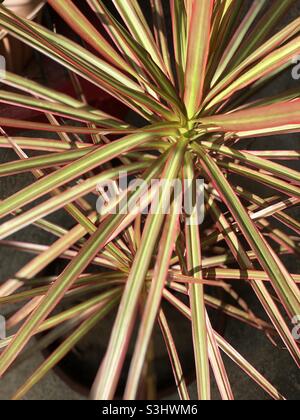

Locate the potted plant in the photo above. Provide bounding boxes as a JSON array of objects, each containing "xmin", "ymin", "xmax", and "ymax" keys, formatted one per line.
[
  {"xmin": 0, "ymin": 0, "xmax": 299, "ymax": 401},
  {"xmin": 0, "ymin": 0, "xmax": 44, "ymax": 71}
]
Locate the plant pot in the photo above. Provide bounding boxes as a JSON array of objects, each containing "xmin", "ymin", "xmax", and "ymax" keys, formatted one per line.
[{"xmin": 0, "ymin": 0, "xmax": 44, "ymax": 72}]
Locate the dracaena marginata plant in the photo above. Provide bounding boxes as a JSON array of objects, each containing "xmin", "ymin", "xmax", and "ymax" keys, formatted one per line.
[{"xmin": 0, "ymin": 0, "xmax": 299, "ymax": 401}]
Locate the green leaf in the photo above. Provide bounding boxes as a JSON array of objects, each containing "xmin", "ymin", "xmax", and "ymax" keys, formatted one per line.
[
  {"xmin": 209, "ymin": 16, "xmax": 300, "ymax": 102},
  {"xmin": 165, "ymin": 290, "xmax": 285, "ymax": 400},
  {"xmin": 184, "ymin": 154, "xmax": 210, "ymax": 400},
  {"xmin": 91, "ymin": 140, "xmax": 188, "ymax": 400},
  {"xmin": 170, "ymin": 0, "xmax": 187, "ymax": 95},
  {"xmin": 0, "ymin": 154, "xmax": 168, "ymax": 376},
  {"xmin": 0, "ymin": 147, "xmax": 98, "ymax": 177},
  {"xmin": 0, "ymin": 132, "xmax": 157, "ymax": 219},
  {"xmin": 200, "ymin": 99, "xmax": 300, "ymax": 137},
  {"xmin": 184, "ymin": 0, "xmax": 214, "ymax": 117},
  {"xmin": 47, "ymin": 0, "xmax": 133, "ymax": 75},
  {"xmin": 124, "ymin": 187, "xmax": 182, "ymax": 399},
  {"xmin": 218, "ymin": 160, "xmax": 300, "ymax": 199},
  {"xmin": 158, "ymin": 310, "xmax": 190, "ymax": 400},
  {"xmin": 233, "ymin": 0, "xmax": 295, "ymax": 67},
  {"xmin": 211, "ymin": 0, "xmax": 265, "ymax": 86},
  {"xmin": 12, "ymin": 297, "xmax": 119, "ymax": 400},
  {"xmin": 202, "ymin": 142, "xmax": 300, "ymax": 184},
  {"xmin": 193, "ymin": 144, "xmax": 300, "ymax": 321},
  {"xmin": 204, "ymin": 37, "xmax": 300, "ymax": 110},
  {"xmin": 112, "ymin": 0, "xmax": 166, "ymax": 73}
]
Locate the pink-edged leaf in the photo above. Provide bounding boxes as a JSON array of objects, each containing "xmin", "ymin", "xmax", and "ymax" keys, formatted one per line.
[
  {"xmin": 184, "ymin": 155, "xmax": 210, "ymax": 400},
  {"xmin": 124, "ymin": 195, "xmax": 181, "ymax": 399},
  {"xmin": 165, "ymin": 290, "xmax": 285, "ymax": 400},
  {"xmin": 158, "ymin": 310, "xmax": 190, "ymax": 400},
  {"xmin": 91, "ymin": 142, "xmax": 188, "ymax": 400},
  {"xmin": 201, "ymin": 99, "xmax": 300, "ymax": 136},
  {"xmin": 211, "ymin": 0, "xmax": 265, "ymax": 86},
  {"xmin": 193, "ymin": 144, "xmax": 300, "ymax": 322},
  {"xmin": 47, "ymin": 0, "xmax": 132, "ymax": 75},
  {"xmin": 184, "ymin": 0, "xmax": 214, "ymax": 117}
]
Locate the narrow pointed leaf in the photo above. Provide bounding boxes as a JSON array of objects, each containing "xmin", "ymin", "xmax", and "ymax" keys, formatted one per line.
[
  {"xmin": 184, "ymin": 0, "xmax": 214, "ymax": 117},
  {"xmin": 124, "ymin": 192, "xmax": 182, "ymax": 399},
  {"xmin": 194, "ymin": 144, "xmax": 300, "ymax": 320},
  {"xmin": 201, "ymin": 99, "xmax": 300, "ymax": 136},
  {"xmin": 92, "ymin": 141, "xmax": 188, "ymax": 400}
]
